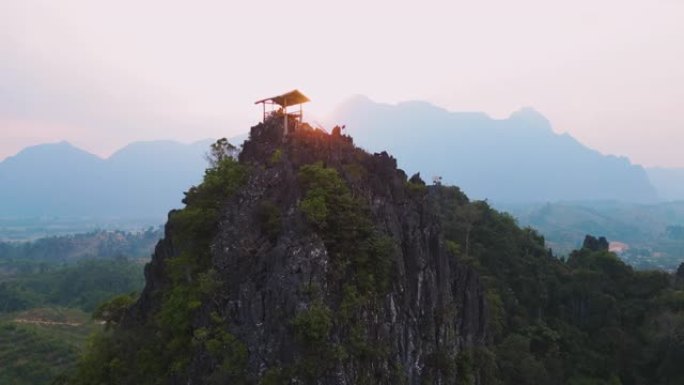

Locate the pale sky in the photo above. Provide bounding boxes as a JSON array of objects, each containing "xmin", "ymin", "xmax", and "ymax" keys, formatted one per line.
[{"xmin": 1, "ymin": 0, "xmax": 683, "ymax": 167}]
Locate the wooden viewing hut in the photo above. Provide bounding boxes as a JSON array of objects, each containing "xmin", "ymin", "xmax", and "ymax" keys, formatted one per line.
[{"xmin": 255, "ymin": 89, "xmax": 310, "ymax": 136}]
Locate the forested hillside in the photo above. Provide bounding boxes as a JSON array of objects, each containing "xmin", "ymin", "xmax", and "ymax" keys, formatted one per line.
[
  {"xmin": 0, "ymin": 258, "xmax": 145, "ymax": 314},
  {"xmin": 0, "ymin": 308, "xmax": 98, "ymax": 385},
  {"xmin": 433, "ymin": 187, "xmax": 684, "ymax": 384},
  {"xmin": 0, "ymin": 228, "xmax": 161, "ymax": 263},
  {"xmin": 503, "ymin": 201, "xmax": 684, "ymax": 270},
  {"xmin": 0, "ymin": 250, "xmax": 147, "ymax": 384}
]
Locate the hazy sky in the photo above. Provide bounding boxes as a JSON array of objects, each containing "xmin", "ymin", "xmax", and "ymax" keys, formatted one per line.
[{"xmin": 2, "ymin": 0, "xmax": 683, "ymax": 167}]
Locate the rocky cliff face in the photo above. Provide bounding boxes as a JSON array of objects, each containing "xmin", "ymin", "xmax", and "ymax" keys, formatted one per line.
[{"xmin": 127, "ymin": 118, "xmax": 488, "ymax": 384}]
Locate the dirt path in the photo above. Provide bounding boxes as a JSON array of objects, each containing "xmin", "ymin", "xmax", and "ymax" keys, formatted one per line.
[{"xmin": 12, "ymin": 319, "xmax": 82, "ymax": 327}]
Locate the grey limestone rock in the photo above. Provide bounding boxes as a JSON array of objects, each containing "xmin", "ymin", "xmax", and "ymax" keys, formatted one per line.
[{"xmin": 130, "ymin": 119, "xmax": 488, "ymax": 384}]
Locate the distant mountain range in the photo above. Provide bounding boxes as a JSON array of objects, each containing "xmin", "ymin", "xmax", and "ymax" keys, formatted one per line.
[
  {"xmin": 0, "ymin": 139, "xmax": 213, "ymax": 221},
  {"xmin": 646, "ymin": 167, "xmax": 684, "ymax": 202},
  {"xmin": 500, "ymin": 200, "xmax": 684, "ymax": 270},
  {"xmin": 330, "ymin": 96, "xmax": 659, "ymax": 203},
  {"xmin": 3, "ymin": 97, "xmax": 684, "ymax": 228}
]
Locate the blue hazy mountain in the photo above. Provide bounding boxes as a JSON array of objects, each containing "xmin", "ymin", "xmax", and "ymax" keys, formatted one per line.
[
  {"xmin": 331, "ymin": 96, "xmax": 658, "ymax": 203},
  {"xmin": 103, "ymin": 140, "xmax": 213, "ymax": 217},
  {"xmin": 0, "ymin": 140, "xmax": 212, "ymax": 220},
  {"xmin": 646, "ymin": 167, "xmax": 684, "ymax": 201},
  {"xmin": 0, "ymin": 141, "xmax": 106, "ymax": 217}
]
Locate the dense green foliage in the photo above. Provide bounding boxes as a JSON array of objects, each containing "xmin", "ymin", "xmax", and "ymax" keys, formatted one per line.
[
  {"xmin": 93, "ymin": 293, "xmax": 138, "ymax": 328},
  {"xmin": 432, "ymin": 185, "xmax": 684, "ymax": 385},
  {"xmin": 299, "ymin": 162, "xmax": 394, "ymax": 295},
  {"xmin": 0, "ymin": 258, "xmax": 144, "ymax": 313},
  {"xmin": 295, "ymin": 162, "xmax": 395, "ymax": 382},
  {"xmin": 0, "ymin": 306, "xmax": 102, "ymax": 385},
  {"xmin": 0, "ymin": 321, "xmax": 81, "ymax": 385},
  {"xmin": 0, "ymin": 228, "xmax": 161, "ymax": 263},
  {"xmin": 70, "ymin": 154, "xmax": 248, "ymax": 385},
  {"xmin": 0, "ymin": 256, "xmax": 144, "ymax": 385}
]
